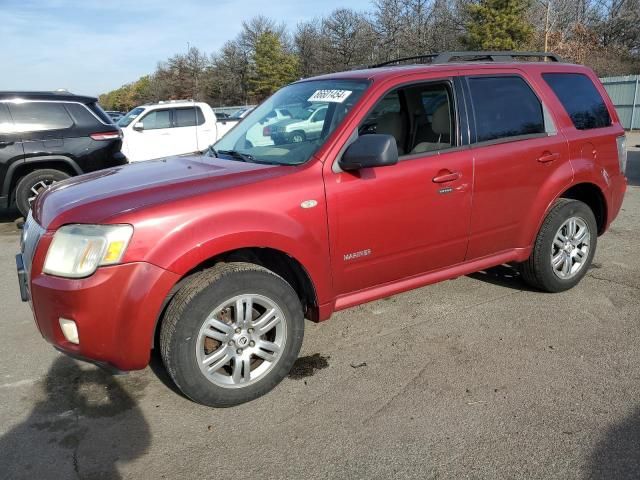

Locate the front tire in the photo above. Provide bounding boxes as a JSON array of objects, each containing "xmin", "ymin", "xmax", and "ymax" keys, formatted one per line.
[
  {"xmin": 520, "ymin": 198, "xmax": 597, "ymax": 292},
  {"xmin": 290, "ymin": 131, "xmax": 306, "ymax": 143},
  {"xmin": 160, "ymin": 262, "xmax": 304, "ymax": 407},
  {"xmin": 14, "ymin": 169, "xmax": 70, "ymax": 217}
]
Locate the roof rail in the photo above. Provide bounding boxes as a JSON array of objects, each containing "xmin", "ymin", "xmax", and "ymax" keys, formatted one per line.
[
  {"xmin": 370, "ymin": 51, "xmax": 564, "ymax": 68},
  {"xmin": 157, "ymin": 99, "xmax": 194, "ymax": 104}
]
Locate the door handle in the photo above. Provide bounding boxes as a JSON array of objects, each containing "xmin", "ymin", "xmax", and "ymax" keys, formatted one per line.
[
  {"xmin": 432, "ymin": 170, "xmax": 461, "ymax": 183},
  {"xmin": 0, "ymin": 141, "xmax": 15, "ymax": 148},
  {"xmin": 537, "ymin": 152, "xmax": 559, "ymax": 163}
]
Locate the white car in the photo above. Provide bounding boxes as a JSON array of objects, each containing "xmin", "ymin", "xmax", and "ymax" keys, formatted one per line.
[
  {"xmin": 118, "ymin": 101, "xmax": 236, "ymax": 162},
  {"xmin": 245, "ymin": 108, "xmax": 293, "ymax": 147},
  {"xmin": 229, "ymin": 106, "xmax": 255, "ymax": 119},
  {"xmin": 268, "ymin": 104, "xmax": 328, "ymax": 144}
]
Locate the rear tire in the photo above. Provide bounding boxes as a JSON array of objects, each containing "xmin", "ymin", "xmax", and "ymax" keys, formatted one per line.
[
  {"xmin": 160, "ymin": 262, "xmax": 304, "ymax": 407},
  {"xmin": 14, "ymin": 169, "xmax": 70, "ymax": 217},
  {"xmin": 520, "ymin": 198, "xmax": 597, "ymax": 292}
]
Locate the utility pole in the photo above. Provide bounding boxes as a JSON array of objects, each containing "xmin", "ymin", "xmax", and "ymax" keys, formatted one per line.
[
  {"xmin": 632, "ymin": 75, "xmax": 639, "ymax": 131},
  {"xmin": 544, "ymin": 0, "xmax": 551, "ymax": 53},
  {"xmin": 187, "ymin": 41, "xmax": 199, "ymax": 101}
]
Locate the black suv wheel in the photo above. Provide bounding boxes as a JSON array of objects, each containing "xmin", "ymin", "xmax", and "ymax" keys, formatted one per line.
[{"xmin": 15, "ymin": 169, "xmax": 70, "ymax": 216}]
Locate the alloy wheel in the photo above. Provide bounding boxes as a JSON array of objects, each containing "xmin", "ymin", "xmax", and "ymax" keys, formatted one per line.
[
  {"xmin": 28, "ymin": 180, "xmax": 55, "ymax": 205},
  {"xmin": 195, "ymin": 294, "xmax": 287, "ymax": 388},
  {"xmin": 550, "ymin": 216, "xmax": 590, "ymax": 280}
]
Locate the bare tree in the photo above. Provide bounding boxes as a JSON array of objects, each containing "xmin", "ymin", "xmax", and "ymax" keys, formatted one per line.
[
  {"xmin": 372, "ymin": 0, "xmax": 408, "ymax": 61},
  {"xmin": 294, "ymin": 19, "xmax": 326, "ymax": 77},
  {"xmin": 239, "ymin": 15, "xmax": 288, "ymax": 53},
  {"xmin": 99, "ymin": 5, "xmax": 640, "ymax": 111},
  {"xmin": 320, "ymin": 9, "xmax": 377, "ymax": 70}
]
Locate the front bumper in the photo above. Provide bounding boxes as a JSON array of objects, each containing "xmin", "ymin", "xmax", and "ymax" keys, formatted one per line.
[
  {"xmin": 113, "ymin": 151, "xmax": 129, "ymax": 165},
  {"xmin": 27, "ymin": 259, "xmax": 179, "ymax": 371}
]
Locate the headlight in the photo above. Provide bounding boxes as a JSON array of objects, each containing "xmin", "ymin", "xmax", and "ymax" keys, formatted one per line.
[{"xmin": 43, "ymin": 224, "xmax": 133, "ymax": 278}]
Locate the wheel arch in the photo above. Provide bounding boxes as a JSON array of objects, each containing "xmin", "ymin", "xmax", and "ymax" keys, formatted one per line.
[
  {"xmin": 559, "ymin": 182, "xmax": 607, "ymax": 235},
  {"xmin": 521, "ymin": 172, "xmax": 609, "ymax": 252},
  {"xmin": 4, "ymin": 156, "xmax": 82, "ymax": 203},
  {"xmin": 151, "ymin": 246, "xmax": 321, "ymax": 349}
]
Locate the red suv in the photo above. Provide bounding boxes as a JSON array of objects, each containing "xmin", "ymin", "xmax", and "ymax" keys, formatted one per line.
[{"xmin": 16, "ymin": 52, "xmax": 627, "ymax": 406}]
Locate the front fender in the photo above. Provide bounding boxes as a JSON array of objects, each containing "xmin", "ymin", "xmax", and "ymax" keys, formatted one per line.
[
  {"xmin": 119, "ymin": 169, "xmax": 333, "ymax": 305},
  {"xmin": 168, "ymin": 224, "xmax": 333, "ymax": 305}
]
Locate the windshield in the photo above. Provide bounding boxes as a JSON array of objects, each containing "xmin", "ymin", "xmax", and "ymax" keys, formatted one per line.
[
  {"xmin": 212, "ymin": 79, "xmax": 370, "ymax": 165},
  {"xmin": 117, "ymin": 107, "xmax": 145, "ymax": 127},
  {"xmin": 229, "ymin": 108, "xmax": 248, "ymax": 119}
]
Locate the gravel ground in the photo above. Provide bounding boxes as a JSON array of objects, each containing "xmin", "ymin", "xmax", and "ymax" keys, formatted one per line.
[{"xmin": 0, "ymin": 143, "xmax": 638, "ymax": 480}]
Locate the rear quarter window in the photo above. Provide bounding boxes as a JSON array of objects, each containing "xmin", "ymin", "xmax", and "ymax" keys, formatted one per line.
[
  {"xmin": 542, "ymin": 73, "xmax": 612, "ymax": 130},
  {"xmin": 467, "ymin": 76, "xmax": 545, "ymax": 143},
  {"xmin": 65, "ymin": 103, "xmax": 103, "ymax": 128},
  {"xmin": 88, "ymin": 102, "xmax": 115, "ymax": 124}
]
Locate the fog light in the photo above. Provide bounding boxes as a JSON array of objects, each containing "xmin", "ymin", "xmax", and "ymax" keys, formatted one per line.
[{"xmin": 59, "ymin": 318, "xmax": 79, "ymax": 344}]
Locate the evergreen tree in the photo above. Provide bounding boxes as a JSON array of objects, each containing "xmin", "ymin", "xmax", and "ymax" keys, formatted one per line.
[
  {"xmin": 463, "ymin": 0, "xmax": 534, "ymax": 50},
  {"xmin": 249, "ymin": 31, "xmax": 299, "ymax": 100}
]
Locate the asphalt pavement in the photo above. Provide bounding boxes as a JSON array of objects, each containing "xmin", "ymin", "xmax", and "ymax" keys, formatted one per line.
[{"xmin": 0, "ymin": 142, "xmax": 639, "ymax": 479}]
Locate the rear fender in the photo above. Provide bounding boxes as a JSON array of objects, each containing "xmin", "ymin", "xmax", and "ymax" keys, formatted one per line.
[{"xmin": 516, "ymin": 156, "xmax": 575, "ymax": 251}]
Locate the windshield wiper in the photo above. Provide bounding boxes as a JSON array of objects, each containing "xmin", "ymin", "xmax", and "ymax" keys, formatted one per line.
[
  {"xmin": 207, "ymin": 145, "xmax": 218, "ymax": 157},
  {"xmin": 218, "ymin": 149, "xmax": 255, "ymax": 162}
]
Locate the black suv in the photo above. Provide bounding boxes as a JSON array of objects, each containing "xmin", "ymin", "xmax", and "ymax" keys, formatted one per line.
[{"xmin": 0, "ymin": 91, "xmax": 127, "ymax": 216}]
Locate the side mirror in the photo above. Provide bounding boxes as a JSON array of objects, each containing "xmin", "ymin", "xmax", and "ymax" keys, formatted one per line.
[
  {"xmin": 133, "ymin": 122, "xmax": 144, "ymax": 131},
  {"xmin": 339, "ymin": 134, "xmax": 398, "ymax": 171}
]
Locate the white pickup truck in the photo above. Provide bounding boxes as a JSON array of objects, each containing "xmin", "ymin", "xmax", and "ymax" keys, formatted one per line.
[{"xmin": 117, "ymin": 101, "xmax": 238, "ymax": 162}]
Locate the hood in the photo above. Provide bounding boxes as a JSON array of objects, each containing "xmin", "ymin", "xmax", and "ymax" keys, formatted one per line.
[{"xmin": 34, "ymin": 155, "xmax": 287, "ymax": 229}]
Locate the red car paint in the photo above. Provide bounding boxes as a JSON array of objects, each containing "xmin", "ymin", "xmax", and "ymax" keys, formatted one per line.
[{"xmin": 24, "ymin": 62, "xmax": 626, "ymax": 371}]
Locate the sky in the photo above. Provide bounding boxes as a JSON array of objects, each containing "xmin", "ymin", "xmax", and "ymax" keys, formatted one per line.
[{"xmin": 0, "ymin": 0, "xmax": 371, "ymax": 97}]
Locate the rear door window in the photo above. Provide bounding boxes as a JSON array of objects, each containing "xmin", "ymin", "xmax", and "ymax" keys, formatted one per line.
[
  {"xmin": 542, "ymin": 73, "xmax": 612, "ymax": 130},
  {"xmin": 174, "ymin": 107, "xmax": 205, "ymax": 127},
  {"xmin": 8, "ymin": 102, "xmax": 74, "ymax": 132},
  {"xmin": 0, "ymin": 103, "xmax": 14, "ymax": 134},
  {"xmin": 467, "ymin": 76, "xmax": 545, "ymax": 143},
  {"xmin": 140, "ymin": 109, "xmax": 171, "ymax": 130}
]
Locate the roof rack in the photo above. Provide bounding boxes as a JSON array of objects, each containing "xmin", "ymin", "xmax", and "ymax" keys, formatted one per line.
[
  {"xmin": 370, "ymin": 51, "xmax": 564, "ymax": 68},
  {"xmin": 157, "ymin": 99, "xmax": 194, "ymax": 104}
]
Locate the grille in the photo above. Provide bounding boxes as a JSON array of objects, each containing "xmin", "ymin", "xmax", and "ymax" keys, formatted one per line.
[{"xmin": 21, "ymin": 212, "xmax": 45, "ymax": 274}]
